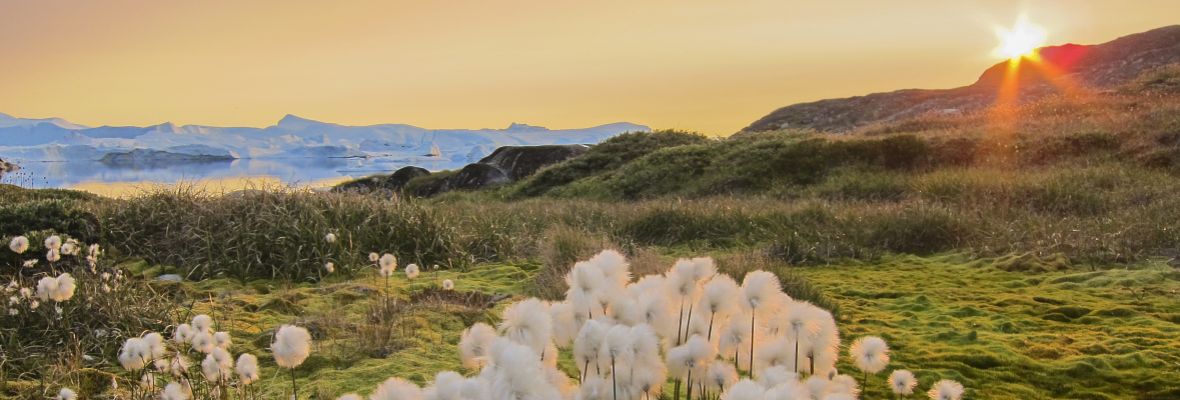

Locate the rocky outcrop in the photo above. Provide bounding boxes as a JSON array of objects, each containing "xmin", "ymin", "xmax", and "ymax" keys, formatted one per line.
[
  {"xmin": 334, "ymin": 166, "xmax": 430, "ymax": 193},
  {"xmin": 334, "ymin": 143, "xmax": 590, "ymax": 197},
  {"xmin": 743, "ymin": 25, "xmax": 1180, "ymax": 133},
  {"xmin": 477, "ymin": 145, "xmax": 589, "ymax": 180},
  {"xmin": 0, "ymin": 158, "xmax": 16, "ymax": 173},
  {"xmin": 450, "ymin": 163, "xmax": 510, "ymax": 190},
  {"xmin": 99, "ymin": 149, "xmax": 235, "ymax": 168}
]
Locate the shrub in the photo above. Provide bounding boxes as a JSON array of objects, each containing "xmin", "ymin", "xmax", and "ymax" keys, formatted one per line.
[
  {"xmin": 0, "ymin": 199, "xmax": 101, "ymax": 243},
  {"xmin": 512, "ymin": 130, "xmax": 710, "ymax": 197},
  {"xmin": 863, "ymin": 205, "xmax": 967, "ymax": 254},
  {"xmin": 100, "ymin": 188, "xmax": 471, "ymax": 280}
]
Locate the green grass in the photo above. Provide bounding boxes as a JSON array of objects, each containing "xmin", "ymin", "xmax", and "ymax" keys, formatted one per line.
[
  {"xmin": 14, "ymin": 253, "xmax": 1175, "ymax": 399},
  {"xmin": 801, "ymin": 254, "xmax": 1180, "ymax": 399}
]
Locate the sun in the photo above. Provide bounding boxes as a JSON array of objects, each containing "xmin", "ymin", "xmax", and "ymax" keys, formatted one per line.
[{"xmin": 993, "ymin": 16, "xmax": 1047, "ymax": 60}]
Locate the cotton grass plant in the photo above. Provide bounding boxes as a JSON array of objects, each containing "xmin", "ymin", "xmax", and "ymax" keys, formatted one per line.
[{"xmin": 320, "ymin": 249, "xmax": 964, "ymax": 400}]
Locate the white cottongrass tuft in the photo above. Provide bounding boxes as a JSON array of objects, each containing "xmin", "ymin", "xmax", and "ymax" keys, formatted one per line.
[
  {"xmin": 161, "ymin": 382, "xmax": 191, "ymax": 400},
  {"xmin": 36, "ymin": 273, "xmax": 76, "ymax": 303},
  {"xmin": 849, "ymin": 336, "xmax": 890, "ymax": 374},
  {"xmin": 8, "ymin": 236, "xmax": 28, "ymax": 254},
  {"xmin": 370, "ymin": 377, "xmax": 422, "ymax": 400},
  {"xmin": 44, "ymin": 235, "xmax": 62, "ymax": 251},
  {"xmin": 118, "ymin": 337, "xmax": 151, "ymax": 371},
  {"xmin": 442, "ymin": 279, "xmax": 454, "ymax": 291},
  {"xmin": 190, "ymin": 331, "xmax": 216, "ymax": 354},
  {"xmin": 889, "ymin": 369, "xmax": 917, "ymax": 396},
  {"xmin": 173, "ymin": 324, "xmax": 195, "ymax": 345},
  {"xmin": 370, "ymin": 252, "xmax": 380, "ymax": 262},
  {"xmin": 325, "ymin": 262, "xmax": 336, "ymax": 274},
  {"xmin": 60, "ymin": 240, "xmax": 79, "ymax": 256},
  {"xmin": 499, "ymin": 298, "xmax": 553, "ymax": 356},
  {"xmin": 379, "ymin": 254, "xmax": 398, "ymax": 277},
  {"xmin": 213, "ymin": 331, "xmax": 232, "ymax": 349},
  {"xmin": 722, "ymin": 379, "xmax": 765, "ymax": 400},
  {"xmin": 338, "ymin": 394, "xmax": 363, "ymax": 400},
  {"xmin": 741, "ymin": 270, "xmax": 781, "ymax": 311},
  {"xmin": 325, "ymin": 233, "xmax": 338, "ymax": 243},
  {"xmin": 423, "ymin": 371, "xmax": 464, "ymax": 400},
  {"xmin": 55, "ymin": 387, "xmax": 77, "ymax": 400},
  {"xmin": 46, "ymin": 249, "xmax": 61, "ymax": 263},
  {"xmin": 201, "ymin": 347, "xmax": 233, "ymax": 382},
  {"xmin": 705, "ymin": 361, "xmax": 740, "ymax": 394},
  {"xmin": 927, "ymin": 379, "xmax": 964, "ymax": 400},
  {"xmin": 271, "ymin": 325, "xmax": 312, "ymax": 369},
  {"xmin": 236, "ymin": 353, "xmax": 260, "ymax": 385},
  {"xmin": 191, "ymin": 314, "xmax": 214, "ymax": 333},
  {"xmin": 405, "ymin": 264, "xmax": 420, "ymax": 279},
  {"xmin": 459, "ymin": 322, "xmax": 497, "ymax": 369}
]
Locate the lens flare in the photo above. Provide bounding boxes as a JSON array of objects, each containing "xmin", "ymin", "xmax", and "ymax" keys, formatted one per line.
[{"xmin": 993, "ymin": 16, "xmax": 1047, "ymax": 60}]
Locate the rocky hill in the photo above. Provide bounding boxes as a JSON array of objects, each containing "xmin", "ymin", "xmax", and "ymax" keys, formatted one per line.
[{"xmin": 743, "ymin": 25, "xmax": 1180, "ymax": 133}]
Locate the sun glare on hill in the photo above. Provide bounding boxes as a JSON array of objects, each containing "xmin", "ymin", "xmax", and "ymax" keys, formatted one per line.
[{"xmin": 994, "ymin": 16, "xmax": 1048, "ymax": 60}]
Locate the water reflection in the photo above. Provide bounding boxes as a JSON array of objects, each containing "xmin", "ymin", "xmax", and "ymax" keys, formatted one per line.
[{"xmin": 0, "ymin": 156, "xmax": 462, "ymax": 196}]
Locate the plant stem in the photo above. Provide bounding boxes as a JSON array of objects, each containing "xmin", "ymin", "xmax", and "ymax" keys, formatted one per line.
[
  {"xmin": 290, "ymin": 368, "xmax": 298, "ymax": 400},
  {"xmin": 749, "ymin": 311, "xmax": 756, "ymax": 377}
]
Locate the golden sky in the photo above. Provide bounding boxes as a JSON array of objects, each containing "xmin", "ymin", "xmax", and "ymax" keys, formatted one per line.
[{"xmin": 2, "ymin": 0, "xmax": 1177, "ymax": 135}]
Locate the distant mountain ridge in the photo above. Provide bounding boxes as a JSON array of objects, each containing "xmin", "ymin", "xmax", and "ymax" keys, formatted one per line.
[
  {"xmin": 743, "ymin": 25, "xmax": 1180, "ymax": 133},
  {"xmin": 0, "ymin": 112, "xmax": 650, "ymax": 168}
]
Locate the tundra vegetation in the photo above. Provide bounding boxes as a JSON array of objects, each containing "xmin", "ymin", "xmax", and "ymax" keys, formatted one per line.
[{"xmin": 2, "ymin": 70, "xmax": 1180, "ymax": 399}]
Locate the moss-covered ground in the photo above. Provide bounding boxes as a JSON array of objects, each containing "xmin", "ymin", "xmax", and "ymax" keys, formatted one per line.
[
  {"xmin": 59, "ymin": 254, "xmax": 1171, "ymax": 400},
  {"xmin": 801, "ymin": 254, "xmax": 1180, "ymax": 399}
]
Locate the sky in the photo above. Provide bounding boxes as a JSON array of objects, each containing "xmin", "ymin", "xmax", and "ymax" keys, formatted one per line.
[{"xmin": 2, "ymin": 1, "xmax": 1178, "ymax": 135}]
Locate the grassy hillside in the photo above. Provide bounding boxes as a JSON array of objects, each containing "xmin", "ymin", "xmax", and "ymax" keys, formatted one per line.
[{"xmin": 3, "ymin": 70, "xmax": 1180, "ymax": 399}]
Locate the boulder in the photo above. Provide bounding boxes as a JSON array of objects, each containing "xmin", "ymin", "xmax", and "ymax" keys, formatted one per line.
[
  {"xmin": 450, "ymin": 163, "xmax": 510, "ymax": 190},
  {"xmin": 334, "ymin": 166, "xmax": 430, "ymax": 193},
  {"xmin": 0, "ymin": 158, "xmax": 17, "ymax": 173},
  {"xmin": 477, "ymin": 144, "xmax": 589, "ymax": 180}
]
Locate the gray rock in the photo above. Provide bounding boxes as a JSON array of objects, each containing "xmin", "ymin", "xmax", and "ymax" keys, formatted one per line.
[
  {"xmin": 333, "ymin": 166, "xmax": 430, "ymax": 193},
  {"xmin": 477, "ymin": 144, "xmax": 589, "ymax": 180},
  {"xmin": 450, "ymin": 163, "xmax": 510, "ymax": 190}
]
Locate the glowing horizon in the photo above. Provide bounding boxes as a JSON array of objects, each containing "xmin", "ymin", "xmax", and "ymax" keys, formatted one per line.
[{"xmin": 2, "ymin": 0, "xmax": 1177, "ymax": 135}]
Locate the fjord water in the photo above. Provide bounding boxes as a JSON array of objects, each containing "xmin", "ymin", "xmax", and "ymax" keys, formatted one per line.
[{"xmin": 0, "ymin": 156, "xmax": 460, "ymax": 197}]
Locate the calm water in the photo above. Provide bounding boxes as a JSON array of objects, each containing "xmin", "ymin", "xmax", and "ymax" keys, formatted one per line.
[{"xmin": 0, "ymin": 157, "xmax": 459, "ymax": 197}]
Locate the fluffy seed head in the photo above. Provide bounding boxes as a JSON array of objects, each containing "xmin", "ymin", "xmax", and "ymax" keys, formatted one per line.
[
  {"xmin": 271, "ymin": 325, "xmax": 312, "ymax": 369},
  {"xmin": 499, "ymin": 298, "xmax": 552, "ymax": 356},
  {"xmin": 722, "ymin": 379, "xmax": 765, "ymax": 400},
  {"xmin": 442, "ymin": 279, "xmax": 454, "ymax": 290},
  {"xmin": 850, "ymin": 336, "xmax": 890, "ymax": 374},
  {"xmin": 55, "ymin": 388, "xmax": 77, "ymax": 400},
  {"xmin": 379, "ymin": 254, "xmax": 398, "ymax": 277},
  {"xmin": 191, "ymin": 314, "xmax": 214, "ymax": 333},
  {"xmin": 190, "ymin": 331, "xmax": 215, "ymax": 354},
  {"xmin": 459, "ymin": 322, "xmax": 497, "ymax": 370},
  {"xmin": 161, "ymin": 382, "xmax": 191, "ymax": 400},
  {"xmin": 888, "ymin": 369, "xmax": 917, "ymax": 396},
  {"xmin": 173, "ymin": 324, "xmax": 194, "ymax": 345},
  {"xmin": 405, "ymin": 264, "xmax": 420, "ymax": 279},
  {"xmin": 201, "ymin": 348, "xmax": 233, "ymax": 382},
  {"xmin": 236, "ymin": 353, "xmax": 260, "ymax": 385},
  {"xmin": 324, "ymin": 233, "xmax": 337, "ymax": 243},
  {"xmin": 741, "ymin": 270, "xmax": 782, "ymax": 310},
  {"xmin": 8, "ymin": 236, "xmax": 28, "ymax": 254},
  {"xmin": 213, "ymin": 331, "xmax": 232, "ymax": 349},
  {"xmin": 118, "ymin": 337, "xmax": 151, "ymax": 371},
  {"xmin": 371, "ymin": 377, "xmax": 422, "ymax": 400},
  {"xmin": 927, "ymin": 379, "xmax": 964, "ymax": 400},
  {"xmin": 44, "ymin": 235, "xmax": 62, "ymax": 251},
  {"xmin": 324, "ymin": 262, "xmax": 335, "ymax": 273}
]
